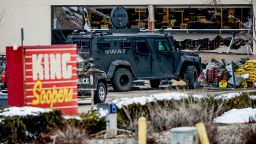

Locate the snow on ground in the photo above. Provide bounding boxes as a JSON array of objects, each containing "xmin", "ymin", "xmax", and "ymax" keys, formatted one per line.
[
  {"xmin": 214, "ymin": 108, "xmax": 256, "ymax": 124},
  {"xmin": 0, "ymin": 107, "xmax": 52, "ymax": 117},
  {"xmin": 215, "ymin": 92, "xmax": 242, "ymax": 100},
  {"xmin": 64, "ymin": 115, "xmax": 83, "ymax": 121},
  {"xmin": 250, "ymin": 95, "xmax": 256, "ymax": 100},
  {"xmin": 112, "ymin": 92, "xmax": 205, "ymax": 108},
  {"xmin": 112, "ymin": 92, "xmax": 244, "ymax": 108}
]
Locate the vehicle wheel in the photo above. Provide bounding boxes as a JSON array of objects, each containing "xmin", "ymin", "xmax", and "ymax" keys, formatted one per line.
[
  {"xmin": 183, "ymin": 65, "xmax": 198, "ymax": 89},
  {"xmin": 94, "ymin": 82, "xmax": 107, "ymax": 104},
  {"xmin": 112, "ymin": 68, "xmax": 133, "ymax": 92},
  {"xmin": 150, "ymin": 80, "xmax": 160, "ymax": 89}
]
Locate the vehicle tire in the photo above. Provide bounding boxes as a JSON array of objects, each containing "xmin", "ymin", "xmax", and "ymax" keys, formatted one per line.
[
  {"xmin": 94, "ymin": 82, "xmax": 107, "ymax": 104},
  {"xmin": 111, "ymin": 68, "xmax": 133, "ymax": 92},
  {"xmin": 183, "ymin": 65, "xmax": 198, "ymax": 89},
  {"xmin": 150, "ymin": 80, "xmax": 160, "ymax": 89}
]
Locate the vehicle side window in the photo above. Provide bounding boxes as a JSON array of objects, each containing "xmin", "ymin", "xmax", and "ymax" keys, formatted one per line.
[
  {"xmin": 156, "ymin": 40, "xmax": 173, "ymax": 53},
  {"xmin": 135, "ymin": 40, "xmax": 150, "ymax": 55}
]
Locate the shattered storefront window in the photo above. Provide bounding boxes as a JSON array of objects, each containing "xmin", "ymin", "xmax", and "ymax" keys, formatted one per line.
[
  {"xmin": 52, "ymin": 6, "xmax": 84, "ymax": 30},
  {"xmin": 154, "ymin": 8, "xmax": 251, "ymax": 29}
]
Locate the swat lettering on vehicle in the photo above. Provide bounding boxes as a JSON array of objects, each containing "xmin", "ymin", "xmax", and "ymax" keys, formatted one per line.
[{"xmin": 105, "ymin": 49, "xmax": 126, "ymax": 55}]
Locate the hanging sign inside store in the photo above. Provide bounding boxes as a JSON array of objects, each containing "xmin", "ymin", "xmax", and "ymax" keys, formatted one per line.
[{"xmin": 6, "ymin": 45, "xmax": 78, "ymax": 115}]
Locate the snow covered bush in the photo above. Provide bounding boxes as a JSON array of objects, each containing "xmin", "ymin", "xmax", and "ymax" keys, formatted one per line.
[
  {"xmin": 165, "ymin": 99, "xmax": 223, "ymax": 128},
  {"xmin": 0, "ymin": 108, "xmax": 106, "ymax": 143},
  {"xmin": 0, "ymin": 110, "xmax": 65, "ymax": 143},
  {"xmin": 147, "ymin": 99, "xmax": 224, "ymax": 132},
  {"xmin": 224, "ymin": 93, "xmax": 254, "ymax": 111},
  {"xmin": 118, "ymin": 97, "xmax": 224, "ymax": 132},
  {"xmin": 117, "ymin": 93, "xmax": 256, "ymax": 133}
]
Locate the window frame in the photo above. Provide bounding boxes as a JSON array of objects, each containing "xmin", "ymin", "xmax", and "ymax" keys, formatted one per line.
[
  {"xmin": 134, "ymin": 39, "xmax": 151, "ymax": 55},
  {"xmin": 98, "ymin": 42, "xmax": 111, "ymax": 49},
  {"xmin": 121, "ymin": 41, "xmax": 132, "ymax": 49},
  {"xmin": 155, "ymin": 39, "xmax": 174, "ymax": 54}
]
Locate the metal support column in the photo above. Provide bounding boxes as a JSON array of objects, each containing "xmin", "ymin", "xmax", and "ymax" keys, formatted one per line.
[
  {"xmin": 148, "ymin": 5, "xmax": 155, "ymax": 31},
  {"xmin": 252, "ymin": 0, "xmax": 256, "ymax": 54}
]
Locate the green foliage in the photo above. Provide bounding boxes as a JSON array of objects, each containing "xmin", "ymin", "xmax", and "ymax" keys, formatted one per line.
[
  {"xmin": 79, "ymin": 110, "xmax": 106, "ymax": 134},
  {"xmin": 22, "ymin": 110, "xmax": 65, "ymax": 138},
  {"xmin": 0, "ymin": 117, "xmax": 26, "ymax": 143},
  {"xmin": 0, "ymin": 108, "xmax": 106, "ymax": 143},
  {"xmin": 223, "ymin": 93, "xmax": 253, "ymax": 111}
]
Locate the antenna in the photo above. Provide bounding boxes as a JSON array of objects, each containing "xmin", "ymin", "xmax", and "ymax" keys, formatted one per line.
[{"xmin": 21, "ymin": 28, "xmax": 24, "ymax": 46}]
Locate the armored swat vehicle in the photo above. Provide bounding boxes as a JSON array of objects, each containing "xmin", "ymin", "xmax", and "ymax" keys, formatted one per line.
[{"xmin": 67, "ymin": 6, "xmax": 202, "ymax": 91}]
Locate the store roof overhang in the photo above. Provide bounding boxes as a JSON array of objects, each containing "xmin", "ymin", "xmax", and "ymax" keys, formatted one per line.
[
  {"xmin": 3, "ymin": 0, "xmax": 253, "ymax": 7},
  {"xmin": 71, "ymin": 4, "xmax": 252, "ymax": 9},
  {"xmin": 154, "ymin": 4, "xmax": 252, "ymax": 9}
]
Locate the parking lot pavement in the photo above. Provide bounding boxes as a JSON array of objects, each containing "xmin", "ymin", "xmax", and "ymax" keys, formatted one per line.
[{"xmin": 78, "ymin": 86, "xmax": 256, "ymax": 113}]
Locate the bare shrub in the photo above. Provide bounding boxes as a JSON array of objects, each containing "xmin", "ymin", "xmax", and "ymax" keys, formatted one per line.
[
  {"xmin": 248, "ymin": 116, "xmax": 256, "ymax": 124},
  {"xmin": 148, "ymin": 103, "xmax": 173, "ymax": 131},
  {"xmin": 240, "ymin": 125, "xmax": 256, "ymax": 144},
  {"xmin": 55, "ymin": 124, "xmax": 88, "ymax": 144},
  {"xmin": 205, "ymin": 123, "xmax": 218, "ymax": 144},
  {"xmin": 149, "ymin": 98, "xmax": 224, "ymax": 131},
  {"xmin": 172, "ymin": 99, "xmax": 223, "ymax": 127},
  {"xmin": 217, "ymin": 125, "xmax": 243, "ymax": 144},
  {"xmin": 217, "ymin": 124, "xmax": 256, "ymax": 144},
  {"xmin": 118, "ymin": 105, "xmax": 147, "ymax": 133},
  {"xmin": 240, "ymin": 117, "xmax": 256, "ymax": 144},
  {"xmin": 119, "ymin": 98, "xmax": 224, "ymax": 133}
]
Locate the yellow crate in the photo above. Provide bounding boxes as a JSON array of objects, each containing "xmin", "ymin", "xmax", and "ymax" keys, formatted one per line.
[
  {"xmin": 241, "ymin": 81, "xmax": 248, "ymax": 88},
  {"xmin": 219, "ymin": 80, "xmax": 228, "ymax": 88}
]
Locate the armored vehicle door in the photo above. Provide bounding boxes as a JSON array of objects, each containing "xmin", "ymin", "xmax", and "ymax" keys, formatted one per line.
[
  {"xmin": 133, "ymin": 39, "xmax": 152, "ymax": 77},
  {"xmin": 152, "ymin": 38, "xmax": 175, "ymax": 78}
]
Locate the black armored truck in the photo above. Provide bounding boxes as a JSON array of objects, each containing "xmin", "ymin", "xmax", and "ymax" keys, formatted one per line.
[{"xmin": 67, "ymin": 6, "xmax": 202, "ymax": 92}]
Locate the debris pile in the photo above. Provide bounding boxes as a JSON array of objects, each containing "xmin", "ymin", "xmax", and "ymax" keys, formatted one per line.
[
  {"xmin": 198, "ymin": 58, "xmax": 256, "ymax": 88},
  {"xmin": 174, "ymin": 31, "xmax": 253, "ymax": 54},
  {"xmin": 175, "ymin": 35, "xmax": 247, "ymax": 51}
]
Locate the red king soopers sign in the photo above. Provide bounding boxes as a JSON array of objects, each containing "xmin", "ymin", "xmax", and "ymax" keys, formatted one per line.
[{"xmin": 6, "ymin": 45, "xmax": 78, "ymax": 115}]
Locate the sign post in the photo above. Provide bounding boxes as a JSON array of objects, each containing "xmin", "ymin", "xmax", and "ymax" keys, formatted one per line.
[{"xmin": 6, "ymin": 45, "xmax": 78, "ymax": 115}]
